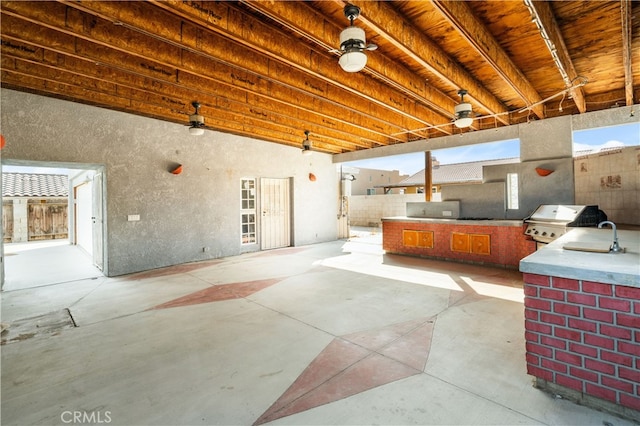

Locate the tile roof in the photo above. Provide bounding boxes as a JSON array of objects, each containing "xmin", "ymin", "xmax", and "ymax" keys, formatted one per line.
[
  {"xmin": 2, "ymin": 173, "xmax": 69, "ymax": 197},
  {"xmin": 398, "ymin": 157, "xmax": 520, "ymax": 187}
]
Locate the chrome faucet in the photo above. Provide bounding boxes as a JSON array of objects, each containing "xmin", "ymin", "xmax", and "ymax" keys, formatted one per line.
[{"xmin": 598, "ymin": 221, "xmax": 622, "ymax": 253}]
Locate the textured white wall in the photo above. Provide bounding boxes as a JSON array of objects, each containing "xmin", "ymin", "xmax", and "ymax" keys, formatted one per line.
[
  {"xmin": 574, "ymin": 146, "xmax": 640, "ymax": 225},
  {"xmin": 1, "ymin": 90, "xmax": 338, "ymax": 276}
]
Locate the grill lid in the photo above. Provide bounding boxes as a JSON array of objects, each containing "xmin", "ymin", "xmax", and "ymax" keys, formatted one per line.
[{"xmin": 525, "ymin": 204, "xmax": 603, "ymax": 226}]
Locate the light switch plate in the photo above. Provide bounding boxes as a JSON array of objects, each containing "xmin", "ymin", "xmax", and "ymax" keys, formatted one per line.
[{"xmin": 128, "ymin": 214, "xmax": 140, "ymax": 221}]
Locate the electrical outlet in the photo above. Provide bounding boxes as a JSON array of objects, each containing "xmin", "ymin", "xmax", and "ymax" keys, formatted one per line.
[{"xmin": 128, "ymin": 214, "xmax": 140, "ymax": 221}]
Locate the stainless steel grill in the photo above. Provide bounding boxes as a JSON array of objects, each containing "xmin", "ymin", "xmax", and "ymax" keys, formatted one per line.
[{"xmin": 524, "ymin": 205, "xmax": 605, "ymax": 245}]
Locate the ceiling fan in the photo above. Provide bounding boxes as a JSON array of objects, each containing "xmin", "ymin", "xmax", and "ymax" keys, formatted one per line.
[
  {"xmin": 337, "ymin": 5, "xmax": 377, "ymax": 73},
  {"xmin": 188, "ymin": 101, "xmax": 205, "ymax": 136},
  {"xmin": 454, "ymin": 89, "xmax": 474, "ymax": 128}
]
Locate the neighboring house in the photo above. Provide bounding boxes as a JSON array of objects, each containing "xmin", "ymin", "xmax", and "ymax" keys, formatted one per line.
[
  {"xmin": 2, "ymin": 173, "xmax": 69, "ymax": 243},
  {"xmin": 377, "ymin": 157, "xmax": 521, "ymax": 195},
  {"xmin": 348, "ymin": 167, "xmax": 408, "ymax": 195}
]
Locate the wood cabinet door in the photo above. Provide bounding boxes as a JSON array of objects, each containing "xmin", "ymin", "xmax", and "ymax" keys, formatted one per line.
[
  {"xmin": 403, "ymin": 230, "xmax": 418, "ymax": 247},
  {"xmin": 451, "ymin": 232, "xmax": 470, "ymax": 252},
  {"xmin": 417, "ymin": 231, "xmax": 434, "ymax": 248},
  {"xmin": 470, "ymin": 234, "xmax": 491, "ymax": 255}
]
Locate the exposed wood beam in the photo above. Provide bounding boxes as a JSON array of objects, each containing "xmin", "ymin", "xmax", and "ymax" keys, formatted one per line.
[
  {"xmin": 0, "ymin": 0, "xmax": 419, "ymax": 153},
  {"xmin": 0, "ymin": 28, "xmax": 379, "ymax": 152},
  {"xmin": 238, "ymin": 0, "xmax": 459, "ymax": 129},
  {"xmin": 137, "ymin": 0, "xmax": 446, "ymax": 132},
  {"xmin": 522, "ymin": 0, "xmax": 587, "ymax": 113},
  {"xmin": 621, "ymin": 0, "xmax": 634, "ymax": 106},
  {"xmin": 431, "ymin": 0, "xmax": 545, "ymax": 119},
  {"xmin": 335, "ymin": 0, "xmax": 510, "ymax": 125}
]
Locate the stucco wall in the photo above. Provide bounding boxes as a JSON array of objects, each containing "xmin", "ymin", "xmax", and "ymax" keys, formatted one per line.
[
  {"xmin": 349, "ymin": 193, "xmax": 424, "ymax": 227},
  {"xmin": 574, "ymin": 146, "xmax": 640, "ymax": 225},
  {"xmin": 1, "ymin": 90, "xmax": 338, "ymax": 276}
]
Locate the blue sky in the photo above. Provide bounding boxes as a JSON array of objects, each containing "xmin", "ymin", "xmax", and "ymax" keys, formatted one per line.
[{"xmin": 344, "ymin": 122, "xmax": 640, "ymax": 176}]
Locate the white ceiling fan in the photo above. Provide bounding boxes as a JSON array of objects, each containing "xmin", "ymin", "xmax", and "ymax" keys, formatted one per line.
[
  {"xmin": 337, "ymin": 5, "xmax": 377, "ymax": 73},
  {"xmin": 187, "ymin": 101, "xmax": 205, "ymax": 136}
]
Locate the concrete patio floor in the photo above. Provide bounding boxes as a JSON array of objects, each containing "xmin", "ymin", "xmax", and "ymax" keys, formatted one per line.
[{"xmin": 1, "ymin": 230, "xmax": 635, "ymax": 425}]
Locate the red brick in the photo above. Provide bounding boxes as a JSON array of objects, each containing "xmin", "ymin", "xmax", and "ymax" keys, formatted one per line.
[
  {"xmin": 569, "ymin": 342, "xmax": 598, "ymax": 358},
  {"xmin": 615, "ymin": 285, "xmax": 640, "ymax": 300},
  {"xmin": 568, "ymin": 318, "xmax": 597, "ymax": 333},
  {"xmin": 524, "ymin": 308, "xmax": 538, "ymax": 321},
  {"xmin": 599, "ymin": 297, "xmax": 631, "ymax": 312},
  {"xmin": 620, "ymin": 393, "xmax": 640, "ymax": 411},
  {"xmin": 526, "ymin": 342, "xmax": 553, "ymax": 357},
  {"xmin": 618, "ymin": 367, "xmax": 640, "ymax": 384},
  {"xmin": 567, "ymin": 292, "xmax": 596, "ymax": 306},
  {"xmin": 570, "ymin": 366, "xmax": 598, "ymax": 383},
  {"xmin": 525, "ymin": 330, "xmax": 539, "ymax": 343},
  {"xmin": 525, "ymin": 297, "xmax": 552, "ymax": 311},
  {"xmin": 525, "ymin": 320, "xmax": 552, "ymax": 335},
  {"xmin": 551, "ymin": 277, "xmax": 579, "ymax": 291},
  {"xmin": 541, "ymin": 312, "xmax": 565, "ymax": 326},
  {"xmin": 600, "ymin": 324, "xmax": 632, "ymax": 340},
  {"xmin": 541, "ymin": 335, "xmax": 566, "ymax": 350},
  {"xmin": 600, "ymin": 350, "xmax": 634, "ymax": 367},
  {"xmin": 526, "ymin": 353, "xmax": 539, "ymax": 366},
  {"xmin": 585, "ymin": 383, "xmax": 617, "ymax": 403},
  {"xmin": 524, "ymin": 286, "xmax": 538, "ymax": 297},
  {"xmin": 554, "ymin": 302, "xmax": 580, "ymax": 317},
  {"xmin": 584, "ymin": 334, "xmax": 614, "ymax": 350},
  {"xmin": 616, "ymin": 313, "xmax": 640, "ymax": 328},
  {"xmin": 523, "ymin": 273, "xmax": 550, "ymax": 286},
  {"xmin": 582, "ymin": 281, "xmax": 613, "ymax": 296},
  {"xmin": 527, "ymin": 365, "xmax": 553, "ymax": 381},
  {"xmin": 540, "ymin": 288, "xmax": 565, "ymax": 301},
  {"xmin": 554, "ymin": 327, "xmax": 582, "ymax": 342},
  {"xmin": 583, "ymin": 308, "xmax": 614, "ymax": 323},
  {"xmin": 556, "ymin": 374, "xmax": 584, "ymax": 392},
  {"xmin": 634, "ymin": 301, "xmax": 640, "ymax": 315},
  {"xmin": 555, "ymin": 350, "xmax": 582, "ymax": 366},
  {"xmin": 618, "ymin": 341, "xmax": 640, "ymax": 356},
  {"xmin": 542, "ymin": 358, "xmax": 567, "ymax": 373},
  {"xmin": 602, "ymin": 376, "xmax": 634, "ymax": 393},
  {"xmin": 585, "ymin": 358, "xmax": 615, "ymax": 375}
]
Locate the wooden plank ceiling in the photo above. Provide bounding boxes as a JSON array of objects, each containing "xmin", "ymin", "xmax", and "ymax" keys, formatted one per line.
[{"xmin": 1, "ymin": 1, "xmax": 638, "ymax": 154}]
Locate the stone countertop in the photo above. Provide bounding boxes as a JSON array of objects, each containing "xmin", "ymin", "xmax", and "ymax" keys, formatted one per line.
[
  {"xmin": 381, "ymin": 217, "xmax": 524, "ymax": 227},
  {"xmin": 519, "ymin": 227, "xmax": 640, "ymax": 288}
]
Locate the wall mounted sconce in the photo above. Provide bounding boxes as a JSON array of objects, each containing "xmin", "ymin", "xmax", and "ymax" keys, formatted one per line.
[
  {"xmin": 171, "ymin": 164, "xmax": 183, "ymax": 175},
  {"xmin": 535, "ymin": 167, "xmax": 553, "ymax": 177}
]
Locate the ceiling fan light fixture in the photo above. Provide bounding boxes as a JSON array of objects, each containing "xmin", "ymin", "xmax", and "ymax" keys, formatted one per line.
[
  {"xmin": 454, "ymin": 90, "xmax": 473, "ymax": 128},
  {"xmin": 302, "ymin": 130, "xmax": 312, "ymax": 155},
  {"xmin": 339, "ymin": 50, "xmax": 368, "ymax": 72},
  {"xmin": 188, "ymin": 126, "xmax": 205, "ymax": 136},
  {"xmin": 188, "ymin": 101, "xmax": 205, "ymax": 136},
  {"xmin": 338, "ymin": 5, "xmax": 375, "ymax": 73}
]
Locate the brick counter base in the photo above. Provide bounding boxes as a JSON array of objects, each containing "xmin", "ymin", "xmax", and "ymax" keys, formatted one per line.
[
  {"xmin": 524, "ymin": 273, "xmax": 640, "ymax": 421},
  {"xmin": 382, "ymin": 220, "xmax": 535, "ymax": 268}
]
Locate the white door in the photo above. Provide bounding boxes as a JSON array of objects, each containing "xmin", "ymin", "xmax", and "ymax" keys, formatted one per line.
[
  {"xmin": 75, "ymin": 182, "xmax": 93, "ymax": 255},
  {"xmin": 260, "ymin": 178, "xmax": 291, "ymax": 250},
  {"xmin": 92, "ymin": 172, "xmax": 104, "ymax": 270}
]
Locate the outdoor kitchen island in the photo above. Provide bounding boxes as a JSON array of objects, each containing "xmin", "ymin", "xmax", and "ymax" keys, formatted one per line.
[
  {"xmin": 519, "ymin": 227, "xmax": 640, "ymax": 421},
  {"xmin": 381, "ymin": 217, "xmax": 535, "ymax": 269}
]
